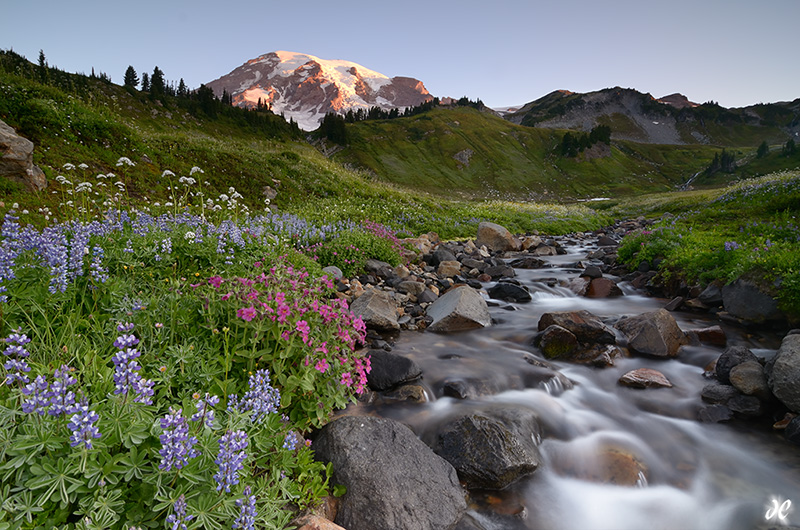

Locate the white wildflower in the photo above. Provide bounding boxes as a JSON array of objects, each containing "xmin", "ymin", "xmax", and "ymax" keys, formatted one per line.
[
  {"xmin": 96, "ymin": 173, "xmax": 106, "ymax": 179},
  {"xmin": 162, "ymin": 170, "xmax": 175, "ymax": 178},
  {"xmin": 78, "ymin": 163, "xmax": 89, "ymax": 170},
  {"xmin": 63, "ymin": 163, "xmax": 76, "ymax": 170},
  {"xmin": 219, "ymin": 194, "xmax": 229, "ymax": 202},
  {"xmin": 190, "ymin": 166, "xmax": 204, "ymax": 175},
  {"xmin": 184, "ymin": 231, "xmax": 196, "ymax": 241},
  {"xmin": 12, "ymin": 203, "xmax": 19, "ymax": 209},
  {"xmin": 116, "ymin": 157, "xmax": 135, "ymax": 167},
  {"xmin": 178, "ymin": 176, "xmax": 196, "ymax": 186}
]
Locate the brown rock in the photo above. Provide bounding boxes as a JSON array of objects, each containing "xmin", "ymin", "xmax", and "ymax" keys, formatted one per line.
[
  {"xmin": 475, "ymin": 222, "xmax": 521, "ymax": 252},
  {"xmin": 532, "ymin": 245, "xmax": 558, "ymax": 257},
  {"xmin": 729, "ymin": 361, "xmax": 771, "ymax": 401},
  {"xmin": 568, "ymin": 277, "xmax": 590, "ymax": 296},
  {"xmin": 664, "ymin": 296, "xmax": 684, "ymax": 312},
  {"xmin": 293, "ymin": 514, "xmax": 348, "ymax": 530},
  {"xmin": 586, "ymin": 277, "xmax": 624, "ymax": 298},
  {"xmin": 437, "ymin": 260, "xmax": 462, "ymax": 278},
  {"xmin": 539, "ymin": 325, "xmax": 579, "ymax": 359},
  {"xmin": 690, "ymin": 325, "xmax": 727, "ymax": 346},
  {"xmin": 0, "ymin": 119, "xmax": 47, "ymax": 191},
  {"xmin": 619, "ymin": 368, "xmax": 673, "ymax": 388},
  {"xmin": 538, "ymin": 310, "xmax": 616, "ymax": 344},
  {"xmin": 614, "ymin": 308, "xmax": 688, "ymax": 358},
  {"xmin": 554, "ymin": 445, "xmax": 647, "ymax": 486}
]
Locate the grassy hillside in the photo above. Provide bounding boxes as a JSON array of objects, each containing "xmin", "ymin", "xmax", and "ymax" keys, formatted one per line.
[{"xmin": 335, "ymin": 107, "xmax": 721, "ymax": 199}]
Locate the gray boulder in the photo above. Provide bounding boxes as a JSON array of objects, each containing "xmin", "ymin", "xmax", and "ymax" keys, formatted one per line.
[
  {"xmin": 767, "ymin": 333, "xmax": 800, "ymax": 412},
  {"xmin": 0, "ymin": 119, "xmax": 47, "ymax": 191},
  {"xmin": 715, "ymin": 345, "xmax": 758, "ymax": 385},
  {"xmin": 429, "ymin": 408, "xmax": 542, "ymax": 490},
  {"xmin": 722, "ymin": 279, "xmax": 783, "ymax": 323},
  {"xmin": 367, "ymin": 350, "xmax": 423, "ymax": 391},
  {"xmin": 729, "ymin": 361, "xmax": 771, "ymax": 401},
  {"xmin": 476, "ymin": 222, "xmax": 521, "ymax": 252},
  {"xmin": 350, "ymin": 290, "xmax": 399, "ymax": 331},
  {"xmin": 614, "ymin": 308, "xmax": 687, "ymax": 358},
  {"xmin": 313, "ymin": 416, "xmax": 466, "ymax": 530},
  {"xmin": 427, "ymin": 286, "xmax": 491, "ymax": 333},
  {"xmin": 487, "ymin": 282, "xmax": 532, "ymax": 303}
]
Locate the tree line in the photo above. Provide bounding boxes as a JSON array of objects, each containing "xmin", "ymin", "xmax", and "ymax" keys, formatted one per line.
[{"xmin": 557, "ymin": 125, "xmax": 612, "ymax": 157}]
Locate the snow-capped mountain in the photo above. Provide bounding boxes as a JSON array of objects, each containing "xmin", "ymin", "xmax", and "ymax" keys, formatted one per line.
[{"xmin": 206, "ymin": 51, "xmax": 433, "ymax": 130}]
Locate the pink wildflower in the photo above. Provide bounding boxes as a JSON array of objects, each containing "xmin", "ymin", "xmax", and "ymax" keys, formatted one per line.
[
  {"xmin": 237, "ymin": 306, "xmax": 257, "ymax": 322},
  {"xmin": 315, "ymin": 359, "xmax": 330, "ymax": 374},
  {"xmin": 208, "ymin": 276, "xmax": 224, "ymax": 288},
  {"xmin": 340, "ymin": 372, "xmax": 353, "ymax": 387}
]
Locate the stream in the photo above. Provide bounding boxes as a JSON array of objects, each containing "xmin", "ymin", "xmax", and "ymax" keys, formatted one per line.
[{"xmin": 350, "ymin": 237, "xmax": 800, "ymax": 530}]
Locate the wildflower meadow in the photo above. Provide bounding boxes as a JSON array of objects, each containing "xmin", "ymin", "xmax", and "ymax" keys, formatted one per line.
[{"xmin": 0, "ymin": 161, "xmax": 386, "ymax": 529}]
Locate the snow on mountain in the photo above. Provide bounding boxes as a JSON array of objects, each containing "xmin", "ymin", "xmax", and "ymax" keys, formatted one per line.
[{"xmin": 206, "ymin": 51, "xmax": 433, "ymax": 131}]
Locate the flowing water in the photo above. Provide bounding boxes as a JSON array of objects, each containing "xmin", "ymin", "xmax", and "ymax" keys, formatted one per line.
[{"xmin": 352, "ymin": 239, "xmax": 800, "ymax": 530}]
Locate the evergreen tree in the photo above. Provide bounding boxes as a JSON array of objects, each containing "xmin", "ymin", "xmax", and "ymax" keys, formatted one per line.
[
  {"xmin": 319, "ymin": 112, "xmax": 348, "ymax": 144},
  {"xmin": 124, "ymin": 66, "xmax": 139, "ymax": 89},
  {"xmin": 195, "ymin": 84, "xmax": 217, "ymax": 117},
  {"xmin": 757, "ymin": 140, "xmax": 769, "ymax": 159},
  {"xmin": 141, "ymin": 72, "xmax": 150, "ymax": 92},
  {"xmin": 150, "ymin": 66, "xmax": 165, "ymax": 98},
  {"xmin": 37, "ymin": 49, "xmax": 49, "ymax": 84},
  {"xmin": 784, "ymin": 138, "xmax": 797, "ymax": 156},
  {"xmin": 177, "ymin": 78, "xmax": 187, "ymax": 97}
]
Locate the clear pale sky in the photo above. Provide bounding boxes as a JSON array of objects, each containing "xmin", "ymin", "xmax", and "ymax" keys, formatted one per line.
[{"xmin": 1, "ymin": 0, "xmax": 798, "ymax": 109}]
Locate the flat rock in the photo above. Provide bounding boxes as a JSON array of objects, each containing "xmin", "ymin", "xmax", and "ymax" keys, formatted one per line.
[
  {"xmin": 700, "ymin": 383, "xmax": 739, "ymax": 404},
  {"xmin": 618, "ymin": 368, "xmax": 673, "ymax": 388},
  {"xmin": 437, "ymin": 260, "xmax": 462, "ymax": 278},
  {"xmin": 426, "ymin": 285, "xmax": 491, "ymax": 333},
  {"xmin": 698, "ymin": 404, "xmax": 734, "ymax": 423},
  {"xmin": 614, "ymin": 308, "xmax": 687, "ymax": 358},
  {"xmin": 313, "ymin": 416, "xmax": 466, "ymax": 530}
]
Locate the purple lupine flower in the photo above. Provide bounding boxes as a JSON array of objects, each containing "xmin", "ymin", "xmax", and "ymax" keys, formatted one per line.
[
  {"xmin": 236, "ymin": 369, "xmax": 281, "ymax": 424},
  {"xmin": 159, "ymin": 407, "xmax": 199, "ymax": 471},
  {"xmin": 88, "ymin": 245, "xmax": 109, "ymax": 284},
  {"xmin": 233, "ymin": 486, "xmax": 257, "ymax": 530},
  {"xmin": 117, "ymin": 321, "xmax": 135, "ymax": 333},
  {"xmin": 123, "ymin": 239, "xmax": 134, "ymax": 253},
  {"xmin": 282, "ymin": 430, "xmax": 300, "ymax": 451},
  {"xmin": 21, "ymin": 375, "xmax": 50, "ymax": 414},
  {"xmin": 190, "ymin": 393, "xmax": 219, "ymax": 429},
  {"xmin": 47, "ymin": 365, "xmax": 77, "ymax": 416},
  {"xmin": 2, "ymin": 330, "xmax": 31, "ymax": 385},
  {"xmin": 214, "ymin": 429, "xmax": 248, "ymax": 493},
  {"xmin": 132, "ymin": 377, "xmax": 154, "ymax": 405},
  {"xmin": 67, "ymin": 397, "xmax": 102, "ymax": 449},
  {"xmin": 165, "ymin": 494, "xmax": 193, "ymax": 530}
]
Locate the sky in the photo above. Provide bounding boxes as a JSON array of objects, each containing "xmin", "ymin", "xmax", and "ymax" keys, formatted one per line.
[{"xmin": 1, "ymin": 0, "xmax": 798, "ymax": 109}]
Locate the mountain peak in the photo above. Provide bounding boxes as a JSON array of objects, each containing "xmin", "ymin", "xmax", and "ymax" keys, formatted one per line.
[{"xmin": 206, "ymin": 51, "xmax": 431, "ymax": 130}]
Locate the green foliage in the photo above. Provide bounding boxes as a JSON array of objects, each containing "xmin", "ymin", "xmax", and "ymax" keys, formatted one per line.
[
  {"xmin": 757, "ymin": 140, "xmax": 769, "ymax": 159},
  {"xmin": 617, "ymin": 170, "xmax": 800, "ymax": 316}
]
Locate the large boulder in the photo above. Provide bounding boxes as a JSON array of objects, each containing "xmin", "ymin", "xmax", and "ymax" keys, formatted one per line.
[
  {"xmin": 539, "ymin": 325, "xmax": 579, "ymax": 359},
  {"xmin": 767, "ymin": 334, "xmax": 800, "ymax": 412},
  {"xmin": 429, "ymin": 408, "xmax": 542, "ymax": 490},
  {"xmin": 729, "ymin": 361, "xmax": 771, "ymax": 401},
  {"xmin": 349, "ymin": 290, "xmax": 399, "ymax": 331},
  {"xmin": 475, "ymin": 222, "xmax": 521, "ymax": 252},
  {"xmin": 585, "ymin": 277, "xmax": 624, "ymax": 298},
  {"xmin": 722, "ymin": 279, "xmax": 783, "ymax": 323},
  {"xmin": 538, "ymin": 310, "xmax": 616, "ymax": 344},
  {"xmin": 614, "ymin": 308, "xmax": 687, "ymax": 358},
  {"xmin": 0, "ymin": 119, "xmax": 47, "ymax": 191},
  {"xmin": 313, "ymin": 416, "xmax": 466, "ymax": 530},
  {"xmin": 426, "ymin": 286, "xmax": 491, "ymax": 333}
]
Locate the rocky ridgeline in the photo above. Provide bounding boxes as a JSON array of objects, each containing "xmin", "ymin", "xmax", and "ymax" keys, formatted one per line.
[{"xmin": 299, "ymin": 219, "xmax": 800, "ymax": 530}]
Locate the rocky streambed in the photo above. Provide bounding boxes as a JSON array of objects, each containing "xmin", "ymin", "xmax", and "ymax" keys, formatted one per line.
[{"xmin": 297, "ymin": 221, "xmax": 800, "ymax": 530}]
